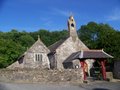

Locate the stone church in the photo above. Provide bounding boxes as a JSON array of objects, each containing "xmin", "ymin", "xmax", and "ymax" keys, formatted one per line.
[
  {"xmin": 8, "ymin": 37, "xmax": 50, "ymax": 69},
  {"xmin": 7, "ymin": 15, "xmax": 113, "ymax": 81},
  {"xmin": 10, "ymin": 16, "xmax": 112, "ymax": 71},
  {"xmin": 8, "ymin": 15, "xmax": 91, "ymax": 69},
  {"xmin": 8, "ymin": 15, "xmax": 94, "ymax": 70},
  {"xmin": 48, "ymin": 16, "xmax": 90, "ymax": 69}
]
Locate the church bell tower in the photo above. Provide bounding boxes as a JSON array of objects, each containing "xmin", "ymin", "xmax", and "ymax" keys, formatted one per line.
[{"xmin": 68, "ymin": 16, "xmax": 78, "ymax": 40}]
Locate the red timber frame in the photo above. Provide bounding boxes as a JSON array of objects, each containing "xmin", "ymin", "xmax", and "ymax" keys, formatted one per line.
[
  {"xmin": 80, "ymin": 60, "xmax": 87, "ymax": 80},
  {"xmin": 80, "ymin": 59, "xmax": 107, "ymax": 80},
  {"xmin": 100, "ymin": 59, "xmax": 106, "ymax": 80}
]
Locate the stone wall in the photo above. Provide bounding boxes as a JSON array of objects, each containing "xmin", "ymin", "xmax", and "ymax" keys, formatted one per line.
[
  {"xmin": 0, "ymin": 68, "xmax": 83, "ymax": 84},
  {"xmin": 56, "ymin": 37, "xmax": 76, "ymax": 69},
  {"xmin": 56, "ymin": 37, "xmax": 89, "ymax": 69},
  {"xmin": 8, "ymin": 38, "xmax": 50, "ymax": 69}
]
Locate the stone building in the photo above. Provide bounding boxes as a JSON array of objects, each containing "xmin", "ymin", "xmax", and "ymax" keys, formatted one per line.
[
  {"xmin": 7, "ymin": 16, "xmax": 113, "ymax": 80},
  {"xmin": 48, "ymin": 16, "xmax": 90, "ymax": 69},
  {"xmin": 8, "ymin": 37, "xmax": 50, "ymax": 69}
]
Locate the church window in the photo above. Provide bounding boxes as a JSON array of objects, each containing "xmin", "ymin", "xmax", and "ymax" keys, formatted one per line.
[{"xmin": 34, "ymin": 53, "xmax": 42, "ymax": 62}]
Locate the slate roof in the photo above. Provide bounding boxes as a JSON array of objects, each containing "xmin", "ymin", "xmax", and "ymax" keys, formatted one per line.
[
  {"xmin": 64, "ymin": 50, "xmax": 113, "ymax": 62},
  {"xmin": 81, "ymin": 50, "xmax": 113, "ymax": 59},
  {"xmin": 48, "ymin": 37, "xmax": 69, "ymax": 52}
]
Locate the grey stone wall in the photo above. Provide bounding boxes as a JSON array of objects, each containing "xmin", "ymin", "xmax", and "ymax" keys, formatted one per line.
[
  {"xmin": 8, "ymin": 52, "xmax": 50, "ymax": 69},
  {"xmin": 23, "ymin": 52, "xmax": 50, "ymax": 69},
  {"xmin": 23, "ymin": 38, "xmax": 50, "ymax": 69},
  {"xmin": 56, "ymin": 37, "xmax": 76, "ymax": 69},
  {"xmin": 8, "ymin": 39, "xmax": 50, "ymax": 69},
  {"xmin": 55, "ymin": 37, "xmax": 88, "ymax": 69},
  {"xmin": 0, "ymin": 69, "xmax": 83, "ymax": 84}
]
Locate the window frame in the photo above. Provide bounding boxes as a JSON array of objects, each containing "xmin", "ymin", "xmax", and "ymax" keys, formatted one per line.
[{"xmin": 34, "ymin": 53, "xmax": 42, "ymax": 62}]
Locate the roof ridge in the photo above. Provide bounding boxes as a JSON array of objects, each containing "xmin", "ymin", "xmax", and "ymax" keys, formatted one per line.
[
  {"xmin": 83, "ymin": 49, "xmax": 103, "ymax": 52},
  {"xmin": 102, "ymin": 50, "xmax": 114, "ymax": 58},
  {"xmin": 48, "ymin": 39, "xmax": 63, "ymax": 48}
]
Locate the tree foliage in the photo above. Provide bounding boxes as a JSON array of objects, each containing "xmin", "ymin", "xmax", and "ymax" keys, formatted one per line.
[
  {"xmin": 0, "ymin": 22, "xmax": 119, "ymax": 68},
  {"xmin": 0, "ymin": 29, "xmax": 68, "ymax": 68},
  {"xmin": 78, "ymin": 22, "xmax": 120, "ymax": 62}
]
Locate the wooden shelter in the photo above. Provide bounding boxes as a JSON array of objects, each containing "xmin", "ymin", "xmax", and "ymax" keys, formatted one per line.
[{"xmin": 64, "ymin": 50, "xmax": 113, "ymax": 80}]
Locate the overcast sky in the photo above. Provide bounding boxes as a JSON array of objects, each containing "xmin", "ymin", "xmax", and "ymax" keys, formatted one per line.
[{"xmin": 0, "ymin": 0, "xmax": 120, "ymax": 32}]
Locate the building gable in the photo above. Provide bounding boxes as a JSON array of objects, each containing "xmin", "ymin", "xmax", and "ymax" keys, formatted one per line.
[
  {"xmin": 7, "ymin": 37, "xmax": 50, "ymax": 69},
  {"xmin": 27, "ymin": 37, "xmax": 50, "ymax": 53}
]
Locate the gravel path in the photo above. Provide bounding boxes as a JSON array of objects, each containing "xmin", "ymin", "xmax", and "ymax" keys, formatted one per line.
[{"xmin": 0, "ymin": 81, "xmax": 120, "ymax": 90}]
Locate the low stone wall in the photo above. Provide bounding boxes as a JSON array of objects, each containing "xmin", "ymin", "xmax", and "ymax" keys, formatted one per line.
[
  {"xmin": 0, "ymin": 69, "xmax": 83, "ymax": 84},
  {"xmin": 106, "ymin": 72, "xmax": 113, "ymax": 81}
]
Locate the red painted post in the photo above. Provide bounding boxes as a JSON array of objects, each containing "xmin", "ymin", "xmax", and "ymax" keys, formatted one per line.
[
  {"xmin": 80, "ymin": 60, "xmax": 86, "ymax": 80},
  {"xmin": 83, "ymin": 61, "xmax": 87, "ymax": 80},
  {"xmin": 100, "ymin": 60, "xmax": 106, "ymax": 80}
]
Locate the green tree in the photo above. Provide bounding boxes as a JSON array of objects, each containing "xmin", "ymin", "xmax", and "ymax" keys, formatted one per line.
[
  {"xmin": 78, "ymin": 22, "xmax": 120, "ymax": 62},
  {"xmin": 18, "ymin": 34, "xmax": 35, "ymax": 47},
  {"xmin": 0, "ymin": 39, "xmax": 25, "ymax": 68}
]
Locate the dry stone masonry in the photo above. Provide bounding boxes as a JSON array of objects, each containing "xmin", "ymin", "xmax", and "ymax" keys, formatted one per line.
[{"xmin": 0, "ymin": 69, "xmax": 83, "ymax": 84}]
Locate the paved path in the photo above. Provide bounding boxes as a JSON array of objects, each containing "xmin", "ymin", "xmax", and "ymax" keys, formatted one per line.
[
  {"xmin": 0, "ymin": 82, "xmax": 120, "ymax": 90},
  {"xmin": 80, "ymin": 81, "xmax": 120, "ymax": 90}
]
